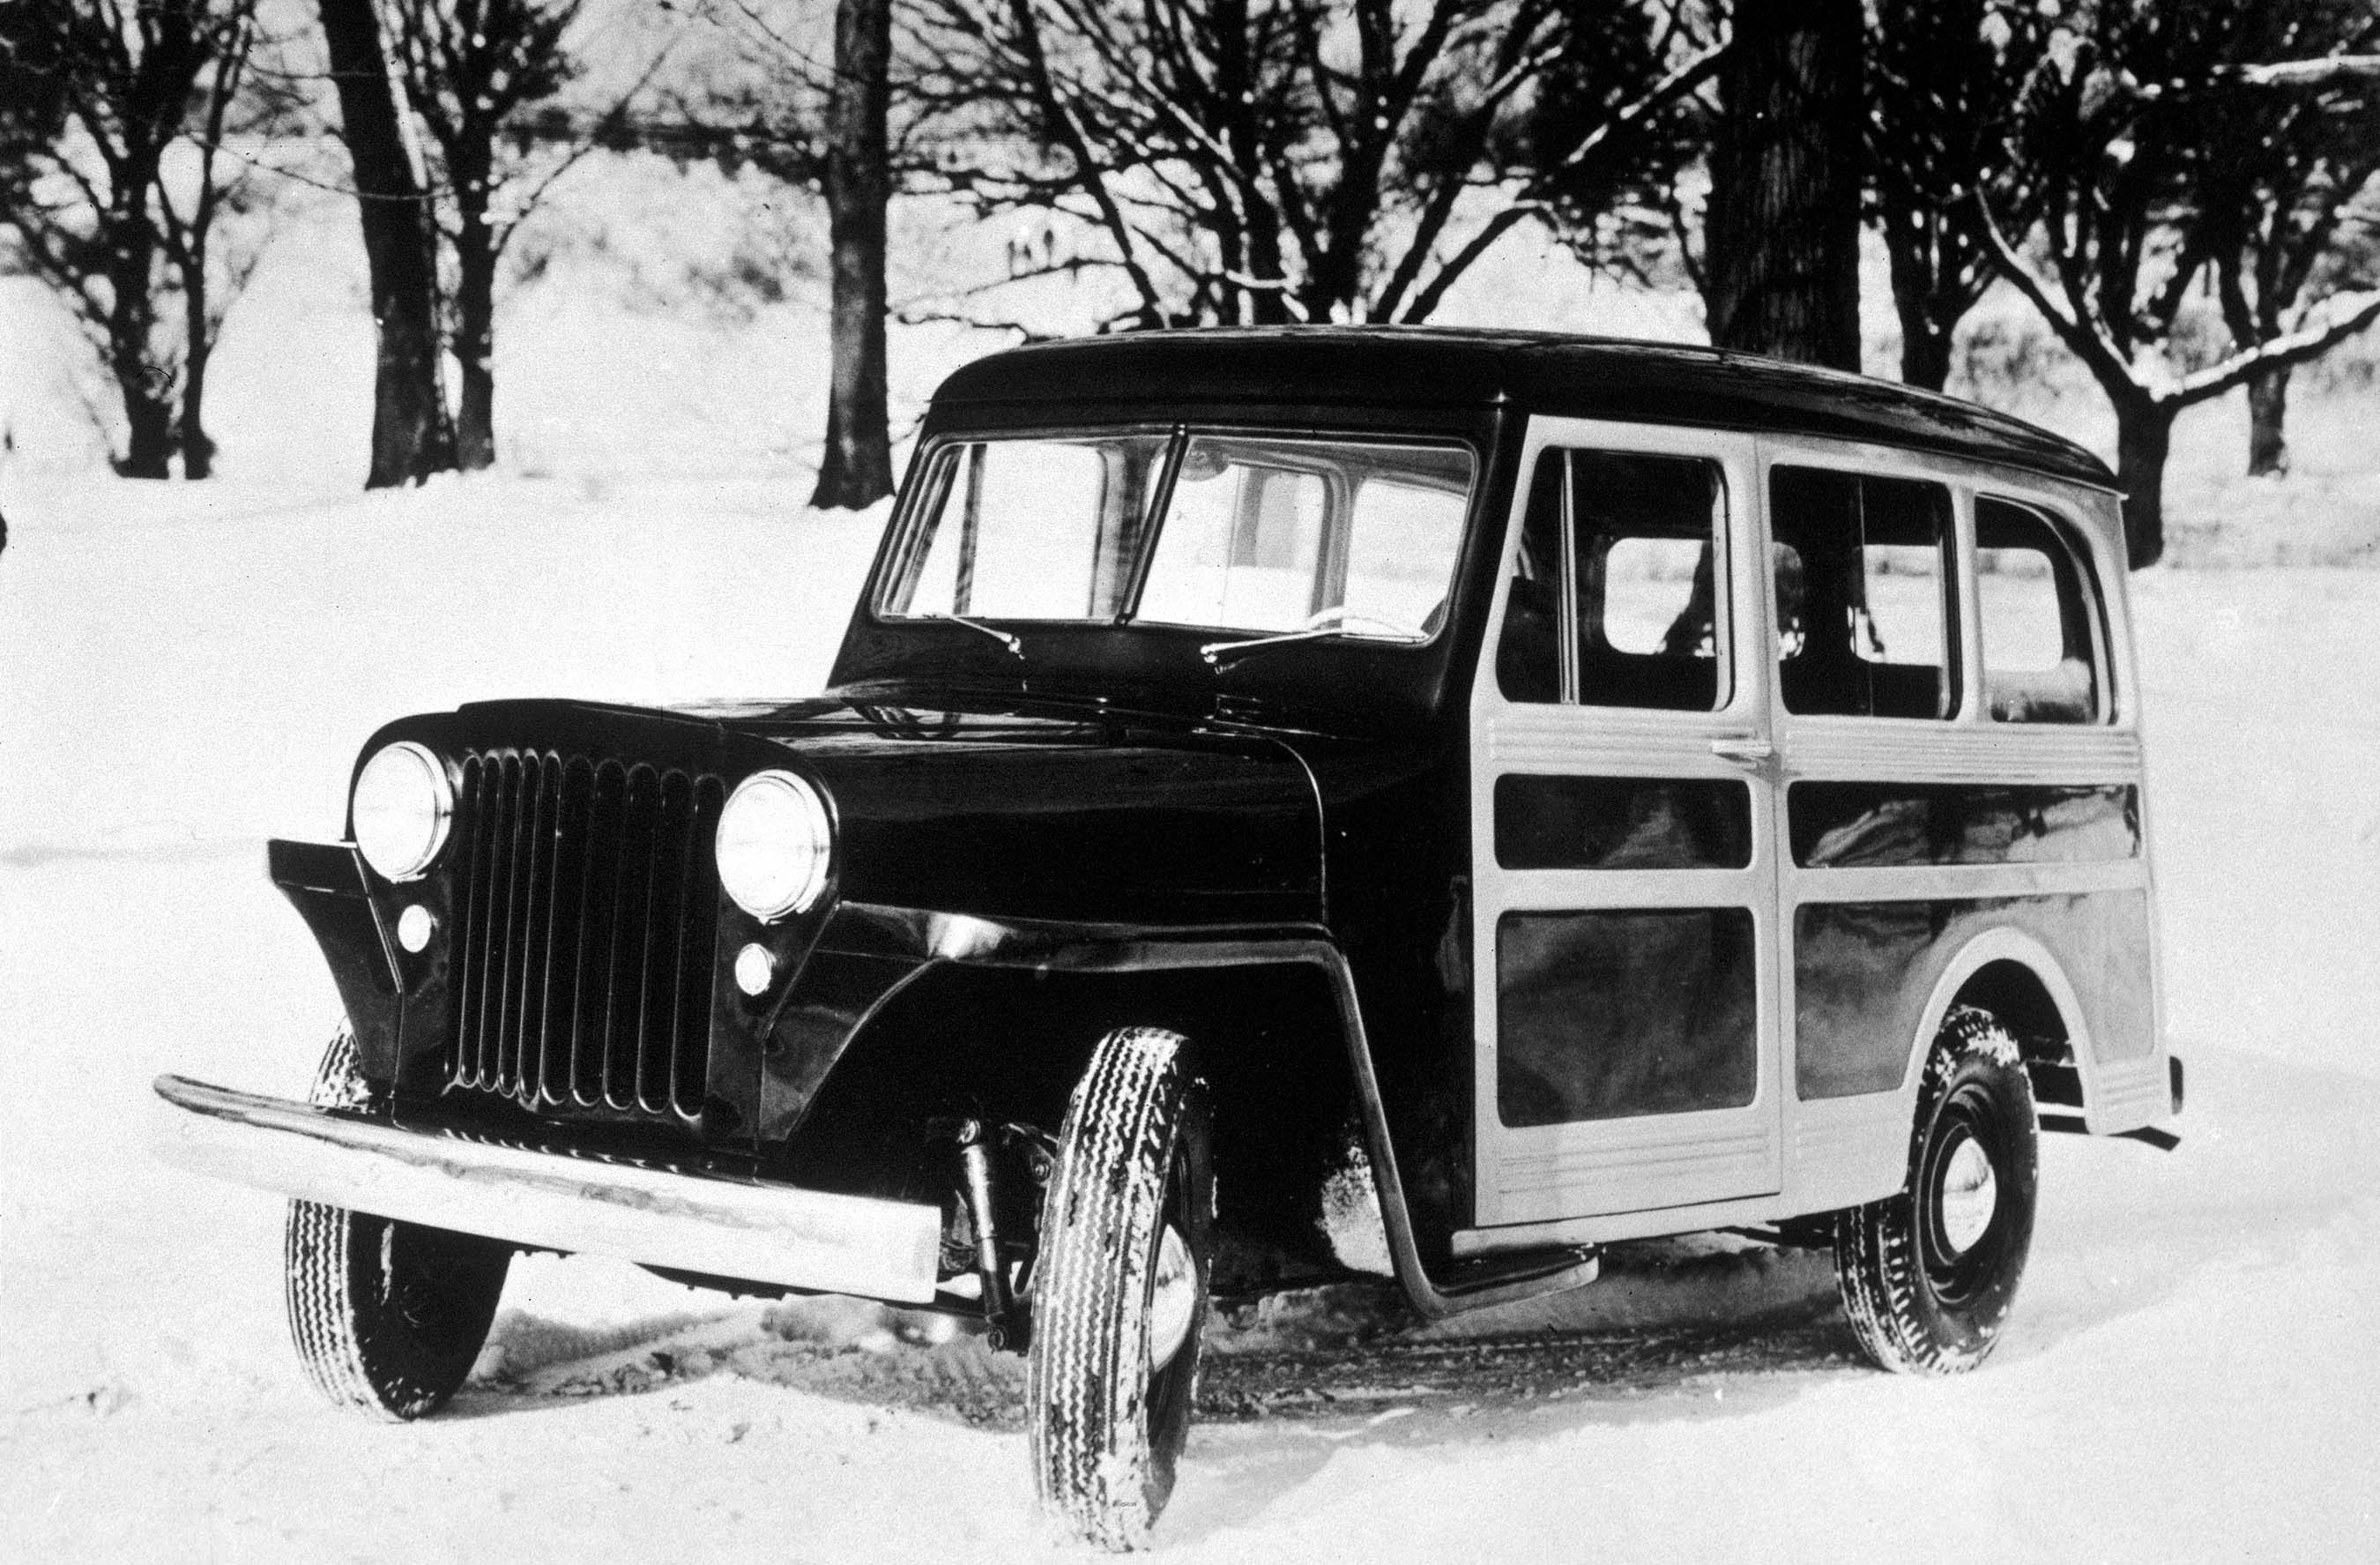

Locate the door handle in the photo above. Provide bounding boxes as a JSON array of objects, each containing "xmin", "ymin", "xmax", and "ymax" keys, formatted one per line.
[{"xmin": 1709, "ymin": 736, "xmax": 1774, "ymax": 765}]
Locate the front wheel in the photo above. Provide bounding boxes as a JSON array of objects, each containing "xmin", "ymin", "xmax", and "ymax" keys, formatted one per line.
[
  {"xmin": 1026, "ymin": 1026, "xmax": 1214, "ymax": 1551},
  {"xmin": 1834, "ymin": 1005, "xmax": 2040, "ymax": 1375},
  {"xmin": 283, "ymin": 1028, "xmax": 512, "ymax": 1419}
]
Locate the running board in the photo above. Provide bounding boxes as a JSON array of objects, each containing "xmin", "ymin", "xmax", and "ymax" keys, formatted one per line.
[{"xmin": 1429, "ymin": 1244, "xmax": 1602, "ymax": 1302}]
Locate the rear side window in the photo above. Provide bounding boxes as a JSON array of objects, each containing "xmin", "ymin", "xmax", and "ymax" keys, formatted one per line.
[
  {"xmin": 1770, "ymin": 468, "xmax": 1957, "ymax": 719},
  {"xmin": 1496, "ymin": 449, "xmax": 1729, "ymax": 710},
  {"xmin": 1975, "ymin": 497, "xmax": 2104, "ymax": 723}
]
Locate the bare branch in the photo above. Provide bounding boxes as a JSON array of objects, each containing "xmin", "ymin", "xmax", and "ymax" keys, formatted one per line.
[
  {"xmin": 1971, "ymin": 190, "xmax": 2134, "ymax": 390},
  {"xmin": 1396, "ymin": 201, "xmax": 1546, "ymax": 324}
]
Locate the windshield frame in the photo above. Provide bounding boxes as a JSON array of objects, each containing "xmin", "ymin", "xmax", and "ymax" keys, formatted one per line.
[{"xmin": 871, "ymin": 421, "xmax": 1482, "ymax": 651}]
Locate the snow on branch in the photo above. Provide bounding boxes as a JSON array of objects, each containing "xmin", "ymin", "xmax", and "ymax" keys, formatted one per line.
[
  {"xmin": 2220, "ymin": 56, "xmax": 2380, "ymax": 90},
  {"xmin": 2172, "ymin": 288, "xmax": 2380, "ymax": 405}
]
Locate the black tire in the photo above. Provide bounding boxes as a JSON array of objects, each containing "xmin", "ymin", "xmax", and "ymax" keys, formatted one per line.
[
  {"xmin": 1026, "ymin": 1026, "xmax": 1215, "ymax": 1551},
  {"xmin": 284, "ymin": 1028, "xmax": 512, "ymax": 1420},
  {"xmin": 1834, "ymin": 1005, "xmax": 2040, "ymax": 1375}
]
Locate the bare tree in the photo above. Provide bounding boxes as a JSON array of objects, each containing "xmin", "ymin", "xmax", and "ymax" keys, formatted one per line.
[
  {"xmin": 1975, "ymin": 0, "xmax": 2380, "ymax": 565},
  {"xmin": 386, "ymin": 0, "xmax": 596, "ymax": 470},
  {"xmin": 906, "ymin": 0, "xmax": 1724, "ymax": 330},
  {"xmin": 574, "ymin": 1, "xmax": 898, "ymax": 510},
  {"xmin": 153, "ymin": 6, "xmax": 294, "ymax": 478},
  {"xmin": 318, "ymin": 0, "xmax": 455, "ymax": 487},
  {"xmin": 0, "ymin": 0, "xmax": 260, "ymax": 478},
  {"xmin": 1513, "ymin": 0, "xmax": 1713, "ymax": 292},
  {"xmin": 1705, "ymin": 0, "xmax": 1862, "ymax": 368},
  {"xmin": 812, "ymin": 0, "xmax": 895, "ymax": 509},
  {"xmin": 1866, "ymin": 0, "xmax": 2046, "ymax": 390},
  {"xmin": 2192, "ymin": 4, "xmax": 2380, "ymax": 475}
]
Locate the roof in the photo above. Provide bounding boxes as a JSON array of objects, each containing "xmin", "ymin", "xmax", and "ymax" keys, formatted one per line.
[{"xmin": 930, "ymin": 327, "xmax": 2116, "ymax": 492}]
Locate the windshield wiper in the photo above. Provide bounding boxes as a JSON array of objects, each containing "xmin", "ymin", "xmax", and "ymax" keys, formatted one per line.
[
  {"xmin": 926, "ymin": 614, "xmax": 1024, "ymax": 659},
  {"xmin": 1201, "ymin": 611, "xmax": 1424, "ymax": 667}
]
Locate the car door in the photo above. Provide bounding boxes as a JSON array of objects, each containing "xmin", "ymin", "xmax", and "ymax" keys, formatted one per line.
[{"xmin": 1467, "ymin": 419, "xmax": 1782, "ymax": 1233}]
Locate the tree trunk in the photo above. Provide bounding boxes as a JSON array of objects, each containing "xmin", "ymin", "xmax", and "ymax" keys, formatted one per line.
[
  {"xmin": 2246, "ymin": 366, "xmax": 2290, "ymax": 476},
  {"xmin": 1705, "ymin": 0, "xmax": 1863, "ymax": 369},
  {"xmin": 1886, "ymin": 227, "xmax": 1954, "ymax": 390},
  {"xmin": 179, "ymin": 339, "xmax": 217, "ymax": 480},
  {"xmin": 101, "ymin": 162, "xmax": 172, "ymax": 480},
  {"xmin": 115, "ymin": 371, "xmax": 177, "ymax": 481},
  {"xmin": 1896, "ymin": 311, "xmax": 1954, "ymax": 392},
  {"xmin": 810, "ymin": 0, "xmax": 896, "ymax": 511},
  {"xmin": 2113, "ymin": 395, "xmax": 2173, "ymax": 570},
  {"xmin": 1212, "ymin": 0, "xmax": 1289, "ymax": 326},
  {"xmin": 453, "ymin": 197, "xmax": 498, "ymax": 472},
  {"xmin": 317, "ymin": 0, "xmax": 454, "ymax": 489},
  {"xmin": 180, "ymin": 251, "xmax": 217, "ymax": 480}
]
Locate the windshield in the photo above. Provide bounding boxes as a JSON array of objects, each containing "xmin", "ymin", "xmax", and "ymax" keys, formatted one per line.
[{"xmin": 879, "ymin": 429, "xmax": 1476, "ymax": 642}]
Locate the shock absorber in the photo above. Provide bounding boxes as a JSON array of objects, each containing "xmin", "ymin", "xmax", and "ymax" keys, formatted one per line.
[{"xmin": 954, "ymin": 1119, "xmax": 1024, "ymax": 1350}]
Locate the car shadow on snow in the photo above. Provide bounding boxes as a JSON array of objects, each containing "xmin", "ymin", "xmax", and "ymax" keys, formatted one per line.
[
  {"xmin": 1164, "ymin": 1314, "xmax": 1863, "ymax": 1545},
  {"xmin": 447, "ymin": 1294, "xmax": 1027, "ymax": 1429},
  {"xmin": 1988, "ymin": 1041, "xmax": 2380, "ymax": 1368},
  {"xmin": 436, "ymin": 1043, "xmax": 2375, "ymax": 1523},
  {"xmin": 449, "ymin": 1243, "xmax": 1864, "ymax": 1443}
]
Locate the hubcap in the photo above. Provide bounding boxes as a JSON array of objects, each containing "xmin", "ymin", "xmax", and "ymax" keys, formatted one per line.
[
  {"xmin": 1937, "ymin": 1134, "xmax": 1998, "ymax": 1256},
  {"xmin": 1147, "ymin": 1223, "xmax": 1196, "ymax": 1370}
]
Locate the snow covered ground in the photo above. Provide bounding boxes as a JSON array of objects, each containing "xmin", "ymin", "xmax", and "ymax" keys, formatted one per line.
[
  {"xmin": 4, "ymin": 187, "xmax": 2380, "ymax": 1560},
  {"xmin": 4, "ymin": 473, "xmax": 2376, "ymax": 1562}
]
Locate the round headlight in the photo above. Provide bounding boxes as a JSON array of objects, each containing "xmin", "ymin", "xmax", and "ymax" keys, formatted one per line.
[
  {"xmin": 716, "ymin": 770, "xmax": 832, "ymax": 921},
  {"xmin": 353, "ymin": 742, "xmax": 452, "ymax": 883}
]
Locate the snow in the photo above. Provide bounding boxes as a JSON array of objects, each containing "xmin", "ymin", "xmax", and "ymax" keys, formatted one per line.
[{"xmin": 5, "ymin": 184, "xmax": 2380, "ymax": 1561}]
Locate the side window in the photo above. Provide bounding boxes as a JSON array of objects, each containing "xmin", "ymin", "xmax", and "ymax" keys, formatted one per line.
[
  {"xmin": 1771, "ymin": 467, "xmax": 1957, "ymax": 719},
  {"xmin": 1495, "ymin": 448, "xmax": 1729, "ymax": 710},
  {"xmin": 1976, "ymin": 496, "xmax": 2104, "ymax": 723}
]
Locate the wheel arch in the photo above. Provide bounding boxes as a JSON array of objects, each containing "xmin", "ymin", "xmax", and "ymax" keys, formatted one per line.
[
  {"xmin": 791, "ymin": 908, "xmax": 1580, "ymax": 1317},
  {"xmin": 1904, "ymin": 927, "xmax": 2101, "ymax": 1121},
  {"xmin": 793, "ymin": 937, "xmax": 1372, "ymax": 1274}
]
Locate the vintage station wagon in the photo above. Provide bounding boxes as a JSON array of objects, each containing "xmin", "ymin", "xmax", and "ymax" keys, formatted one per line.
[{"xmin": 156, "ymin": 328, "xmax": 2179, "ymax": 1547}]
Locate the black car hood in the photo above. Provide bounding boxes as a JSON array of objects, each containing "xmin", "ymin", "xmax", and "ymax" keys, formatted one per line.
[{"xmin": 406, "ymin": 695, "xmax": 1327, "ymax": 928}]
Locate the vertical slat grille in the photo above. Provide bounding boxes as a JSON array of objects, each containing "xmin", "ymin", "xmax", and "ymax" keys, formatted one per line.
[{"xmin": 449, "ymin": 750, "xmax": 725, "ymax": 1123}]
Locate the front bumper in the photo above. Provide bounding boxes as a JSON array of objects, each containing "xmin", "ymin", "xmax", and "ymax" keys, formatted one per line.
[{"xmin": 152, "ymin": 1074, "xmax": 942, "ymax": 1303}]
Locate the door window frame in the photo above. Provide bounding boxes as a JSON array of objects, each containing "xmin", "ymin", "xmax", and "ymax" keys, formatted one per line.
[{"xmin": 1466, "ymin": 417, "xmax": 1781, "ymax": 1232}]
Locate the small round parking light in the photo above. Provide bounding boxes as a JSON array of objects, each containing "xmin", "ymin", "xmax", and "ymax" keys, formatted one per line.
[
  {"xmin": 716, "ymin": 771, "xmax": 833, "ymax": 921},
  {"xmin": 733, "ymin": 943, "xmax": 777, "ymax": 997},
  {"xmin": 353, "ymin": 742, "xmax": 453, "ymax": 883},
  {"xmin": 397, "ymin": 905, "xmax": 435, "ymax": 953}
]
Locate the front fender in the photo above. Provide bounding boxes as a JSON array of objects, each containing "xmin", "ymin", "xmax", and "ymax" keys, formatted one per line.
[
  {"xmin": 268, "ymin": 838, "xmax": 404, "ymax": 1080},
  {"xmin": 762, "ymin": 903, "xmax": 1585, "ymax": 1321},
  {"xmin": 756, "ymin": 900, "xmax": 1339, "ymax": 1143}
]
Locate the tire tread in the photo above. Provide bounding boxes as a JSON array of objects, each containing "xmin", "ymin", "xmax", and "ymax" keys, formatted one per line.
[
  {"xmin": 1833, "ymin": 1005, "xmax": 2037, "ymax": 1376},
  {"xmin": 283, "ymin": 1027, "xmax": 508, "ymax": 1420},
  {"xmin": 1027, "ymin": 1026, "xmax": 1207, "ymax": 1551}
]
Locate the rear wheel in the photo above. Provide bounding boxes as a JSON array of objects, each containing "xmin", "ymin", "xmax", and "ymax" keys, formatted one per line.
[
  {"xmin": 283, "ymin": 1029, "xmax": 512, "ymax": 1419},
  {"xmin": 1834, "ymin": 1006, "xmax": 2039, "ymax": 1375},
  {"xmin": 1026, "ymin": 1026, "xmax": 1214, "ymax": 1550}
]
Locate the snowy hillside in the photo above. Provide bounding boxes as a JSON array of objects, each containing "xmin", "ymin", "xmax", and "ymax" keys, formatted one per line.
[{"xmin": 4, "ymin": 173, "xmax": 2379, "ymax": 1561}]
